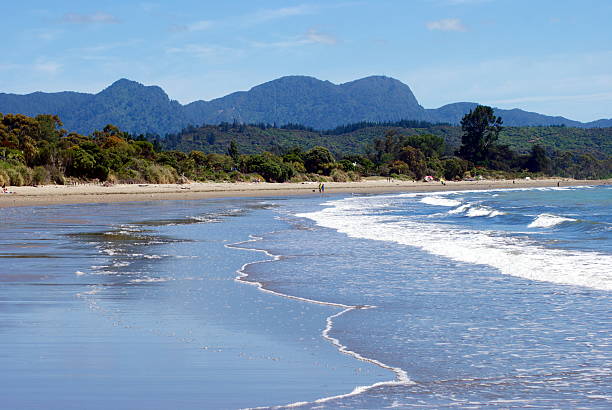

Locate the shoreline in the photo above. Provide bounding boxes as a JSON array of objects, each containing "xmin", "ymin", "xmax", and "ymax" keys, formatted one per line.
[
  {"xmin": 227, "ymin": 234, "xmax": 413, "ymax": 408},
  {"xmin": 0, "ymin": 178, "xmax": 609, "ymax": 208}
]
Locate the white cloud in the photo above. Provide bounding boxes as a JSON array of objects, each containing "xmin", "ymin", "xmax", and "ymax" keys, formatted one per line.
[
  {"xmin": 78, "ymin": 39, "xmax": 142, "ymax": 53},
  {"xmin": 249, "ymin": 4, "xmax": 317, "ymax": 24},
  {"xmin": 169, "ymin": 19, "xmax": 214, "ymax": 33},
  {"xmin": 172, "ymin": 3, "xmax": 357, "ymax": 34},
  {"xmin": 186, "ymin": 20, "xmax": 213, "ymax": 31},
  {"xmin": 35, "ymin": 29, "xmax": 63, "ymax": 41},
  {"xmin": 303, "ymin": 29, "xmax": 338, "ymax": 45},
  {"xmin": 60, "ymin": 12, "xmax": 120, "ymax": 24},
  {"xmin": 34, "ymin": 60, "xmax": 63, "ymax": 74},
  {"xmin": 139, "ymin": 2, "xmax": 159, "ymax": 13},
  {"xmin": 426, "ymin": 18, "xmax": 467, "ymax": 32},
  {"xmin": 166, "ymin": 44, "xmax": 244, "ymax": 62},
  {"xmin": 253, "ymin": 29, "xmax": 338, "ymax": 48}
]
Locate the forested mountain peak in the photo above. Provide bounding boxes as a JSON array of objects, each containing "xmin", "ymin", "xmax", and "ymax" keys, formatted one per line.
[
  {"xmin": 99, "ymin": 78, "xmax": 171, "ymax": 101},
  {"xmin": 1, "ymin": 75, "xmax": 611, "ymax": 135}
]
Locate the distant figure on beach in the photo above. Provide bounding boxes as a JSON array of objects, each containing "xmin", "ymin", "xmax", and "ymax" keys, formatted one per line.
[
  {"xmin": 318, "ymin": 182, "xmax": 322, "ymax": 193},
  {"xmin": 557, "ymin": 181, "xmax": 560, "ymax": 187},
  {"xmin": 321, "ymin": 183, "xmax": 325, "ymax": 193}
]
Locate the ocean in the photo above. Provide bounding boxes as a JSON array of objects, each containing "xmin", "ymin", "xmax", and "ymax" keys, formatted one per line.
[{"xmin": 1, "ymin": 185, "xmax": 610, "ymax": 409}]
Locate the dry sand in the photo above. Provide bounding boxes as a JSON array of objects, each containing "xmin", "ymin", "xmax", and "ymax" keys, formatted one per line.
[{"xmin": 0, "ymin": 178, "xmax": 609, "ymax": 208}]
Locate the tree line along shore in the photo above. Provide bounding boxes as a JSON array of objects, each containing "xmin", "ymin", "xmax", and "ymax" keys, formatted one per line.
[{"xmin": 1, "ymin": 106, "xmax": 610, "ymax": 188}]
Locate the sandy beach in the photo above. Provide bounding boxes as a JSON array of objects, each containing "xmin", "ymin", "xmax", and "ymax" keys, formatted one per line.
[{"xmin": 0, "ymin": 178, "xmax": 609, "ymax": 208}]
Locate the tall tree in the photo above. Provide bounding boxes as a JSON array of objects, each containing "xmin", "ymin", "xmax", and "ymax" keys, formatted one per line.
[
  {"xmin": 526, "ymin": 144, "xmax": 551, "ymax": 173},
  {"xmin": 458, "ymin": 105, "xmax": 503, "ymax": 164},
  {"xmin": 228, "ymin": 140, "xmax": 240, "ymax": 162}
]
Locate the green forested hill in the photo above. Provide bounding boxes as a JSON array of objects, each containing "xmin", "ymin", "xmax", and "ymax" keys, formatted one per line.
[
  {"xmin": 499, "ymin": 126, "xmax": 612, "ymax": 157},
  {"xmin": 160, "ymin": 122, "xmax": 612, "ymax": 159}
]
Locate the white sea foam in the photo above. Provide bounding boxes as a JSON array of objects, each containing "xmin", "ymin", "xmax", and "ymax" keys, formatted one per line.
[
  {"xmin": 449, "ymin": 203, "xmax": 505, "ymax": 217},
  {"xmin": 420, "ymin": 196, "xmax": 462, "ymax": 207},
  {"xmin": 143, "ymin": 254, "xmax": 163, "ymax": 259},
  {"xmin": 75, "ymin": 270, "xmax": 86, "ymax": 276},
  {"xmin": 466, "ymin": 206, "xmax": 505, "ymax": 218},
  {"xmin": 449, "ymin": 204, "xmax": 471, "ymax": 214},
  {"xmin": 226, "ymin": 235, "xmax": 413, "ymax": 409},
  {"xmin": 189, "ymin": 216, "xmax": 222, "ymax": 223},
  {"xmin": 76, "ymin": 286, "xmax": 100, "ymax": 297},
  {"xmin": 129, "ymin": 277, "xmax": 169, "ymax": 283},
  {"xmin": 297, "ymin": 195, "xmax": 612, "ymax": 291},
  {"xmin": 528, "ymin": 213, "xmax": 576, "ymax": 228}
]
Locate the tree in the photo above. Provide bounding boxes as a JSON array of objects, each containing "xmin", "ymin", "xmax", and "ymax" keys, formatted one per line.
[
  {"xmin": 402, "ymin": 134, "xmax": 445, "ymax": 158},
  {"xmin": 397, "ymin": 146, "xmax": 427, "ymax": 179},
  {"xmin": 241, "ymin": 152, "xmax": 294, "ymax": 182},
  {"xmin": 303, "ymin": 146, "xmax": 335, "ymax": 174},
  {"xmin": 525, "ymin": 144, "xmax": 551, "ymax": 173},
  {"xmin": 458, "ymin": 105, "xmax": 503, "ymax": 164},
  {"xmin": 228, "ymin": 140, "xmax": 240, "ymax": 162}
]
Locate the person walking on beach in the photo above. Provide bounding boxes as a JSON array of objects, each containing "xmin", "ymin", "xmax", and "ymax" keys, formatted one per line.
[
  {"xmin": 318, "ymin": 182, "xmax": 322, "ymax": 193},
  {"xmin": 321, "ymin": 183, "xmax": 325, "ymax": 193}
]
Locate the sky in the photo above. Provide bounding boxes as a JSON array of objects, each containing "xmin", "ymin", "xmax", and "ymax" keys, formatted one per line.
[{"xmin": 1, "ymin": 0, "xmax": 612, "ymax": 122}]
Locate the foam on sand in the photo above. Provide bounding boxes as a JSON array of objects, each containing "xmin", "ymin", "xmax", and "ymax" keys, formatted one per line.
[{"xmin": 226, "ymin": 235, "xmax": 413, "ymax": 409}]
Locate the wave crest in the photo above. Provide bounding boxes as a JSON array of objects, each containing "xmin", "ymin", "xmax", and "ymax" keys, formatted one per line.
[{"xmin": 528, "ymin": 214, "xmax": 576, "ymax": 228}]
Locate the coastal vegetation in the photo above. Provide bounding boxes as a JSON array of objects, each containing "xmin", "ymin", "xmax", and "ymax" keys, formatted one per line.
[{"xmin": 0, "ymin": 107, "xmax": 610, "ymax": 187}]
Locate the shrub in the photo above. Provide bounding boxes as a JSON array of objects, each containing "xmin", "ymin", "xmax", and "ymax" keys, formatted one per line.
[
  {"xmin": 50, "ymin": 167, "xmax": 65, "ymax": 185},
  {"xmin": 106, "ymin": 172, "xmax": 119, "ymax": 184},
  {"xmin": 0, "ymin": 170, "xmax": 8, "ymax": 186},
  {"xmin": 442, "ymin": 157, "xmax": 470, "ymax": 180},
  {"xmin": 347, "ymin": 171, "xmax": 361, "ymax": 182},
  {"xmin": 5, "ymin": 165, "xmax": 32, "ymax": 186},
  {"xmin": 289, "ymin": 173, "xmax": 310, "ymax": 183},
  {"xmin": 330, "ymin": 168, "xmax": 349, "ymax": 182},
  {"xmin": 32, "ymin": 166, "xmax": 50, "ymax": 185},
  {"xmin": 228, "ymin": 171, "xmax": 245, "ymax": 182},
  {"xmin": 246, "ymin": 173, "xmax": 265, "ymax": 182},
  {"xmin": 143, "ymin": 164, "xmax": 179, "ymax": 184}
]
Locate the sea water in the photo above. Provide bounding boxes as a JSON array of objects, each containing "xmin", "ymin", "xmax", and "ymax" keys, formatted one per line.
[{"xmin": 0, "ymin": 185, "xmax": 610, "ymax": 408}]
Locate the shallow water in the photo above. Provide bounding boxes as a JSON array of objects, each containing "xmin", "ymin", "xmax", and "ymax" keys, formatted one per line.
[
  {"xmin": 1, "ymin": 186, "xmax": 610, "ymax": 409},
  {"xmin": 0, "ymin": 200, "xmax": 384, "ymax": 409}
]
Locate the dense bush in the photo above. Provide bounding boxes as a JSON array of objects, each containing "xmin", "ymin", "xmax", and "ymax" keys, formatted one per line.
[{"xmin": 0, "ymin": 112, "xmax": 608, "ymax": 187}]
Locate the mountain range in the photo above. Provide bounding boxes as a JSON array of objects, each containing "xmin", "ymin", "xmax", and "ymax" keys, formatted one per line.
[{"xmin": 1, "ymin": 76, "xmax": 611, "ymax": 135}]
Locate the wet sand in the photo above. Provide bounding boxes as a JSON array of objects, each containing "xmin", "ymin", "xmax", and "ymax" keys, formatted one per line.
[{"xmin": 0, "ymin": 178, "xmax": 609, "ymax": 208}]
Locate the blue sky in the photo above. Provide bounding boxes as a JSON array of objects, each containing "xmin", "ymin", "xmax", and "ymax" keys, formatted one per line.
[{"xmin": 2, "ymin": 0, "xmax": 611, "ymax": 121}]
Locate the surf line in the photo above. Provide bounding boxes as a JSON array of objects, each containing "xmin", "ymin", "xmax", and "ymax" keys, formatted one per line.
[{"xmin": 226, "ymin": 234, "xmax": 414, "ymax": 409}]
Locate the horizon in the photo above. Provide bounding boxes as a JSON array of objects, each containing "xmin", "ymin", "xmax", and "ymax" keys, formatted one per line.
[{"xmin": 2, "ymin": 1, "xmax": 612, "ymax": 122}]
